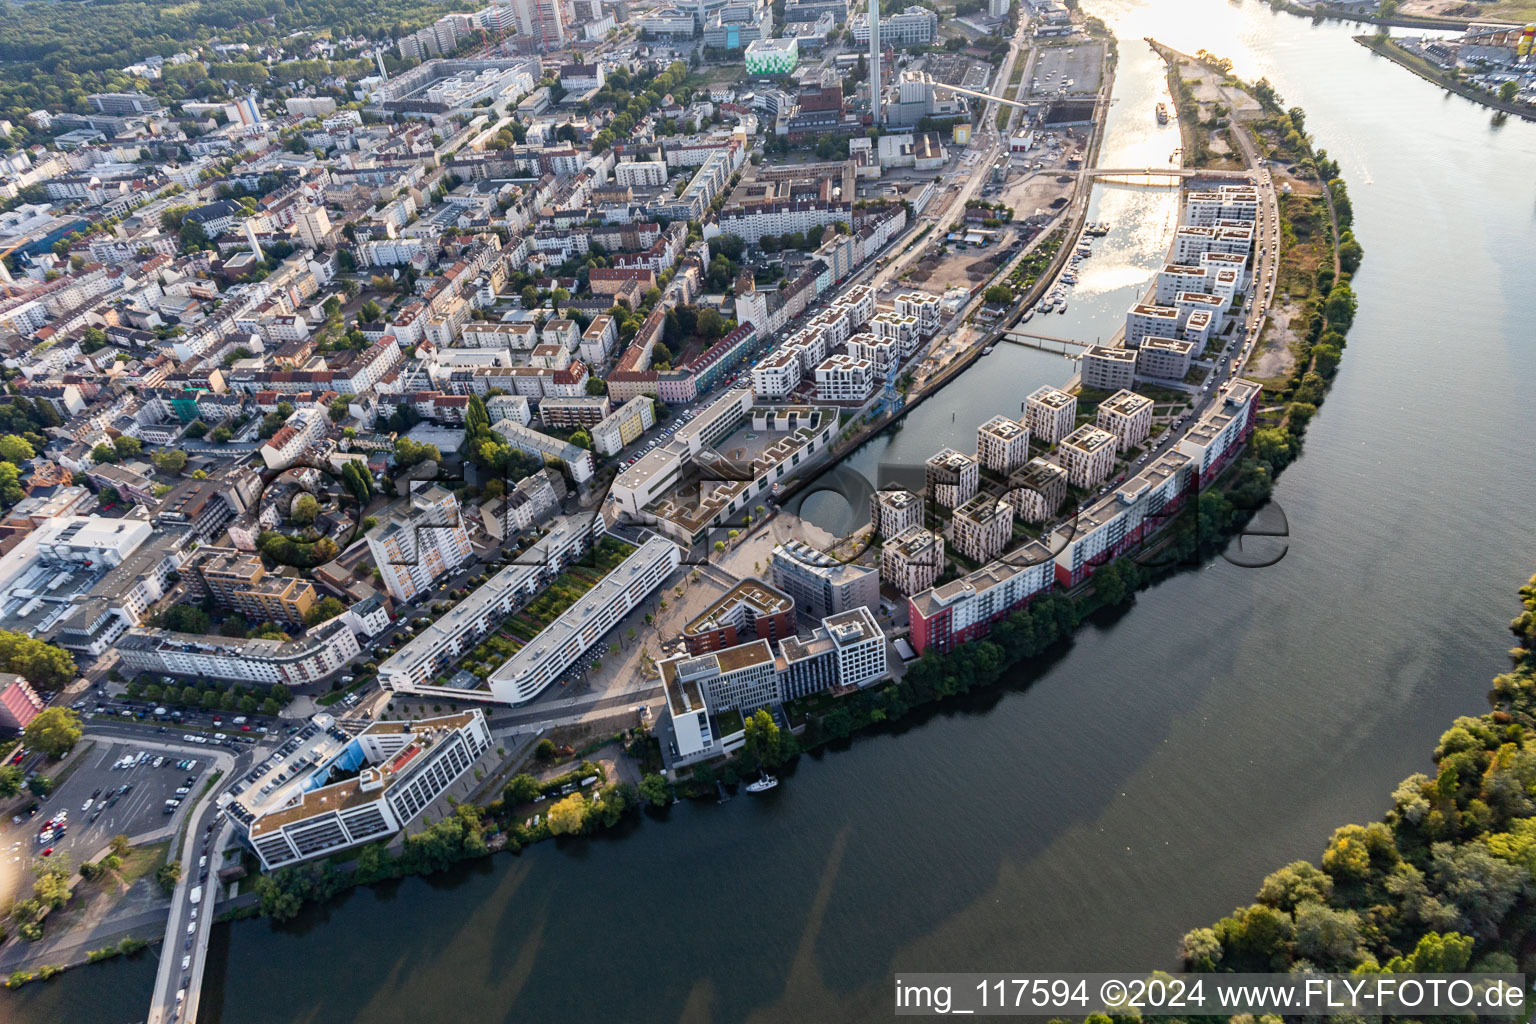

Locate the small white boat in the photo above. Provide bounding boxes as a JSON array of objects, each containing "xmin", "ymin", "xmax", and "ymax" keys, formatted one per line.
[
  {"xmin": 1057, "ymin": 300, "xmax": 1069, "ymax": 313},
  {"xmin": 745, "ymin": 775, "xmax": 778, "ymax": 793}
]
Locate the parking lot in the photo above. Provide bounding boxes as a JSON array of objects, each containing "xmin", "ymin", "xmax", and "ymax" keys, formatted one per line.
[
  {"xmin": 1028, "ymin": 43, "xmax": 1103, "ymax": 97},
  {"xmin": 5, "ymin": 739, "xmax": 211, "ymax": 874}
]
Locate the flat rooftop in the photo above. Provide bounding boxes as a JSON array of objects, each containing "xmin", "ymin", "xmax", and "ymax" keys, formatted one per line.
[{"xmin": 682, "ymin": 577, "xmax": 794, "ymax": 636}]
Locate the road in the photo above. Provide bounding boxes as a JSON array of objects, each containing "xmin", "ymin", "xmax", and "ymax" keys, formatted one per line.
[{"xmin": 134, "ymin": 732, "xmax": 254, "ymax": 1024}]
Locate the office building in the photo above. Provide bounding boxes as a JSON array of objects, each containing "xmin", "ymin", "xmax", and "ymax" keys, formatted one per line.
[
  {"xmin": 366, "ymin": 484, "xmax": 474, "ymax": 604},
  {"xmin": 850, "ymin": 4, "xmax": 937, "ymax": 45},
  {"xmin": 241, "ymin": 711, "xmax": 492, "ymax": 870},
  {"xmin": 744, "ymin": 36, "xmax": 800, "ymax": 76},
  {"xmin": 976, "ymin": 415, "xmax": 1030, "ymax": 474},
  {"xmin": 770, "ymin": 540, "xmax": 879, "ymax": 619},
  {"xmin": 880, "ymin": 525, "xmax": 944, "ymax": 595},
  {"xmin": 1024, "ymin": 385, "xmax": 1077, "ymax": 445},
  {"xmin": 681, "ymin": 578, "xmax": 796, "ymax": 654},
  {"xmin": 1096, "ymin": 389, "xmax": 1154, "ymax": 453},
  {"xmin": 1058, "ymin": 424, "xmax": 1118, "ymax": 489}
]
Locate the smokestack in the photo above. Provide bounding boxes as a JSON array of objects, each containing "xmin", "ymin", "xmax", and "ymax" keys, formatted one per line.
[
  {"xmin": 376, "ymin": 50, "xmax": 389, "ymax": 81},
  {"xmin": 869, "ymin": 0, "xmax": 881, "ymax": 126}
]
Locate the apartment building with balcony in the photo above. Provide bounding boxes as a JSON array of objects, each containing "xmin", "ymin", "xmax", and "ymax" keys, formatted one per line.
[
  {"xmin": 1024, "ymin": 385, "xmax": 1077, "ymax": 445},
  {"xmin": 925, "ymin": 447, "xmax": 978, "ymax": 509},
  {"xmin": 1004, "ymin": 457, "xmax": 1068, "ymax": 524},
  {"xmin": 681, "ymin": 578, "xmax": 796, "ymax": 655},
  {"xmin": 1081, "ymin": 345, "xmax": 1137, "ymax": 392},
  {"xmin": 365, "ymin": 484, "xmax": 473, "ymax": 604},
  {"xmin": 976, "ymin": 415, "xmax": 1030, "ymax": 474},
  {"xmin": 907, "ymin": 548, "xmax": 1055, "ymax": 654},
  {"xmin": 950, "ymin": 494, "xmax": 1012, "ymax": 563},
  {"xmin": 880, "ymin": 525, "xmax": 944, "ymax": 596},
  {"xmin": 1058, "ymin": 424, "xmax": 1118, "ymax": 489},
  {"xmin": 870, "ymin": 486, "xmax": 924, "ymax": 539},
  {"xmin": 1095, "ymin": 389, "xmax": 1154, "ymax": 453}
]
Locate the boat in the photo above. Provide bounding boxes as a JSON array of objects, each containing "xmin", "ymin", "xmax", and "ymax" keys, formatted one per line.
[
  {"xmin": 745, "ymin": 775, "xmax": 779, "ymax": 793},
  {"xmin": 1057, "ymin": 300, "xmax": 1069, "ymax": 313},
  {"xmin": 1156, "ymin": 102, "xmax": 1169, "ymax": 124},
  {"xmin": 1021, "ymin": 310, "xmax": 1034, "ymax": 322},
  {"xmin": 1084, "ymin": 222, "xmax": 1111, "ymax": 236}
]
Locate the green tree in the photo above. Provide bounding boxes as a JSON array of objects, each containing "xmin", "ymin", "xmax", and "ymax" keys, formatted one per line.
[
  {"xmin": 545, "ymin": 793, "xmax": 587, "ymax": 835},
  {"xmin": 638, "ymin": 773, "xmax": 672, "ymax": 807},
  {"xmin": 24, "ymin": 707, "xmax": 82, "ymax": 758},
  {"xmin": 290, "ymin": 494, "xmax": 319, "ymax": 525},
  {"xmin": 504, "ymin": 773, "xmax": 541, "ymax": 804},
  {"xmin": 151, "ymin": 449, "xmax": 188, "ymax": 475},
  {"xmin": 743, "ymin": 708, "xmax": 786, "ymax": 767},
  {"xmin": 156, "ymin": 861, "xmax": 182, "ymax": 894},
  {"xmin": 585, "ymin": 376, "xmax": 607, "ymax": 396},
  {"xmin": 0, "ymin": 763, "xmax": 23, "ymax": 797},
  {"xmin": 0, "ymin": 434, "xmax": 35, "ymax": 463},
  {"xmin": 305, "ymin": 596, "xmax": 347, "ymax": 626},
  {"xmin": 91, "ymin": 443, "xmax": 118, "ymax": 464},
  {"xmin": 534, "ymin": 738, "xmax": 557, "ymax": 761},
  {"xmin": 27, "ymin": 773, "xmax": 53, "ymax": 797},
  {"xmin": 359, "ymin": 300, "xmax": 383, "ymax": 322},
  {"xmin": 1499, "ymin": 81, "xmax": 1518, "ymax": 103},
  {"xmin": 983, "ymin": 284, "xmax": 1014, "ymax": 304},
  {"xmin": 113, "ymin": 435, "xmax": 142, "ymax": 459}
]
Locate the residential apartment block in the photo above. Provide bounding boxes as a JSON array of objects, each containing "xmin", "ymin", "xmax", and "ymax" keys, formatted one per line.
[
  {"xmin": 1024, "ymin": 385, "xmax": 1077, "ymax": 445},
  {"xmin": 950, "ymin": 494, "xmax": 1013, "ymax": 563},
  {"xmin": 925, "ymin": 448, "xmax": 979, "ymax": 509},
  {"xmin": 1058, "ymin": 425, "xmax": 1118, "ymax": 489},
  {"xmin": 1081, "ymin": 345, "xmax": 1138, "ymax": 392},
  {"xmin": 366, "ymin": 484, "xmax": 474, "ymax": 604},
  {"xmin": 880, "ymin": 525, "xmax": 944, "ymax": 596},
  {"xmin": 1095, "ymin": 389, "xmax": 1154, "ymax": 453},
  {"xmin": 976, "ymin": 415, "xmax": 1030, "ymax": 474},
  {"xmin": 1005, "ymin": 457, "xmax": 1068, "ymax": 524},
  {"xmin": 681, "ymin": 578, "xmax": 797, "ymax": 654}
]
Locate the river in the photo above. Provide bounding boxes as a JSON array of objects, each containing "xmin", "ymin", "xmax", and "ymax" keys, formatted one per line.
[{"xmin": 11, "ymin": 1, "xmax": 1536, "ymax": 1021}]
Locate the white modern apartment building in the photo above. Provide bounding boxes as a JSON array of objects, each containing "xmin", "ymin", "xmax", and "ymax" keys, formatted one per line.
[
  {"xmin": 1096, "ymin": 389, "xmax": 1154, "ymax": 453},
  {"xmin": 925, "ymin": 447, "xmax": 978, "ymax": 509},
  {"xmin": 1154, "ymin": 264, "xmax": 1214, "ymax": 305},
  {"xmin": 880, "ymin": 525, "xmax": 944, "ymax": 595},
  {"xmin": 870, "ymin": 486, "xmax": 924, "ymax": 539},
  {"xmin": 486, "ymin": 535, "xmax": 681, "ymax": 703},
  {"xmin": 1136, "ymin": 336, "xmax": 1195, "ymax": 381},
  {"xmin": 366, "ymin": 484, "xmax": 474, "ymax": 603},
  {"xmin": 1081, "ymin": 345, "xmax": 1138, "ymax": 392},
  {"xmin": 870, "ymin": 310, "xmax": 920, "ymax": 356},
  {"xmin": 896, "ymin": 292, "xmax": 942, "ymax": 336},
  {"xmin": 976, "ymin": 415, "xmax": 1030, "ymax": 474},
  {"xmin": 1125, "ymin": 304, "xmax": 1183, "ymax": 349},
  {"xmin": 240, "ymin": 711, "xmax": 492, "ymax": 870},
  {"xmin": 751, "ymin": 348, "xmax": 804, "ymax": 398},
  {"xmin": 814, "ymin": 352, "xmax": 875, "ymax": 402},
  {"xmin": 615, "ymin": 160, "xmax": 669, "ymax": 188},
  {"xmin": 1183, "ymin": 185, "xmax": 1259, "ymax": 226},
  {"xmin": 1058, "ymin": 424, "xmax": 1118, "ymax": 489},
  {"xmin": 950, "ymin": 494, "xmax": 1012, "ymax": 563},
  {"xmin": 1024, "ymin": 385, "xmax": 1077, "ymax": 445},
  {"xmin": 377, "ymin": 515, "xmax": 596, "ymax": 693},
  {"xmin": 1172, "ymin": 224, "xmax": 1254, "ymax": 263},
  {"xmin": 592, "ymin": 396, "xmax": 656, "ymax": 456},
  {"xmin": 116, "ymin": 618, "xmax": 362, "ymax": 686}
]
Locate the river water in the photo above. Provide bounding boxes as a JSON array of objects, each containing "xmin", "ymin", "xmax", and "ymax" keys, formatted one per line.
[{"xmin": 12, "ymin": 2, "xmax": 1536, "ymax": 1021}]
